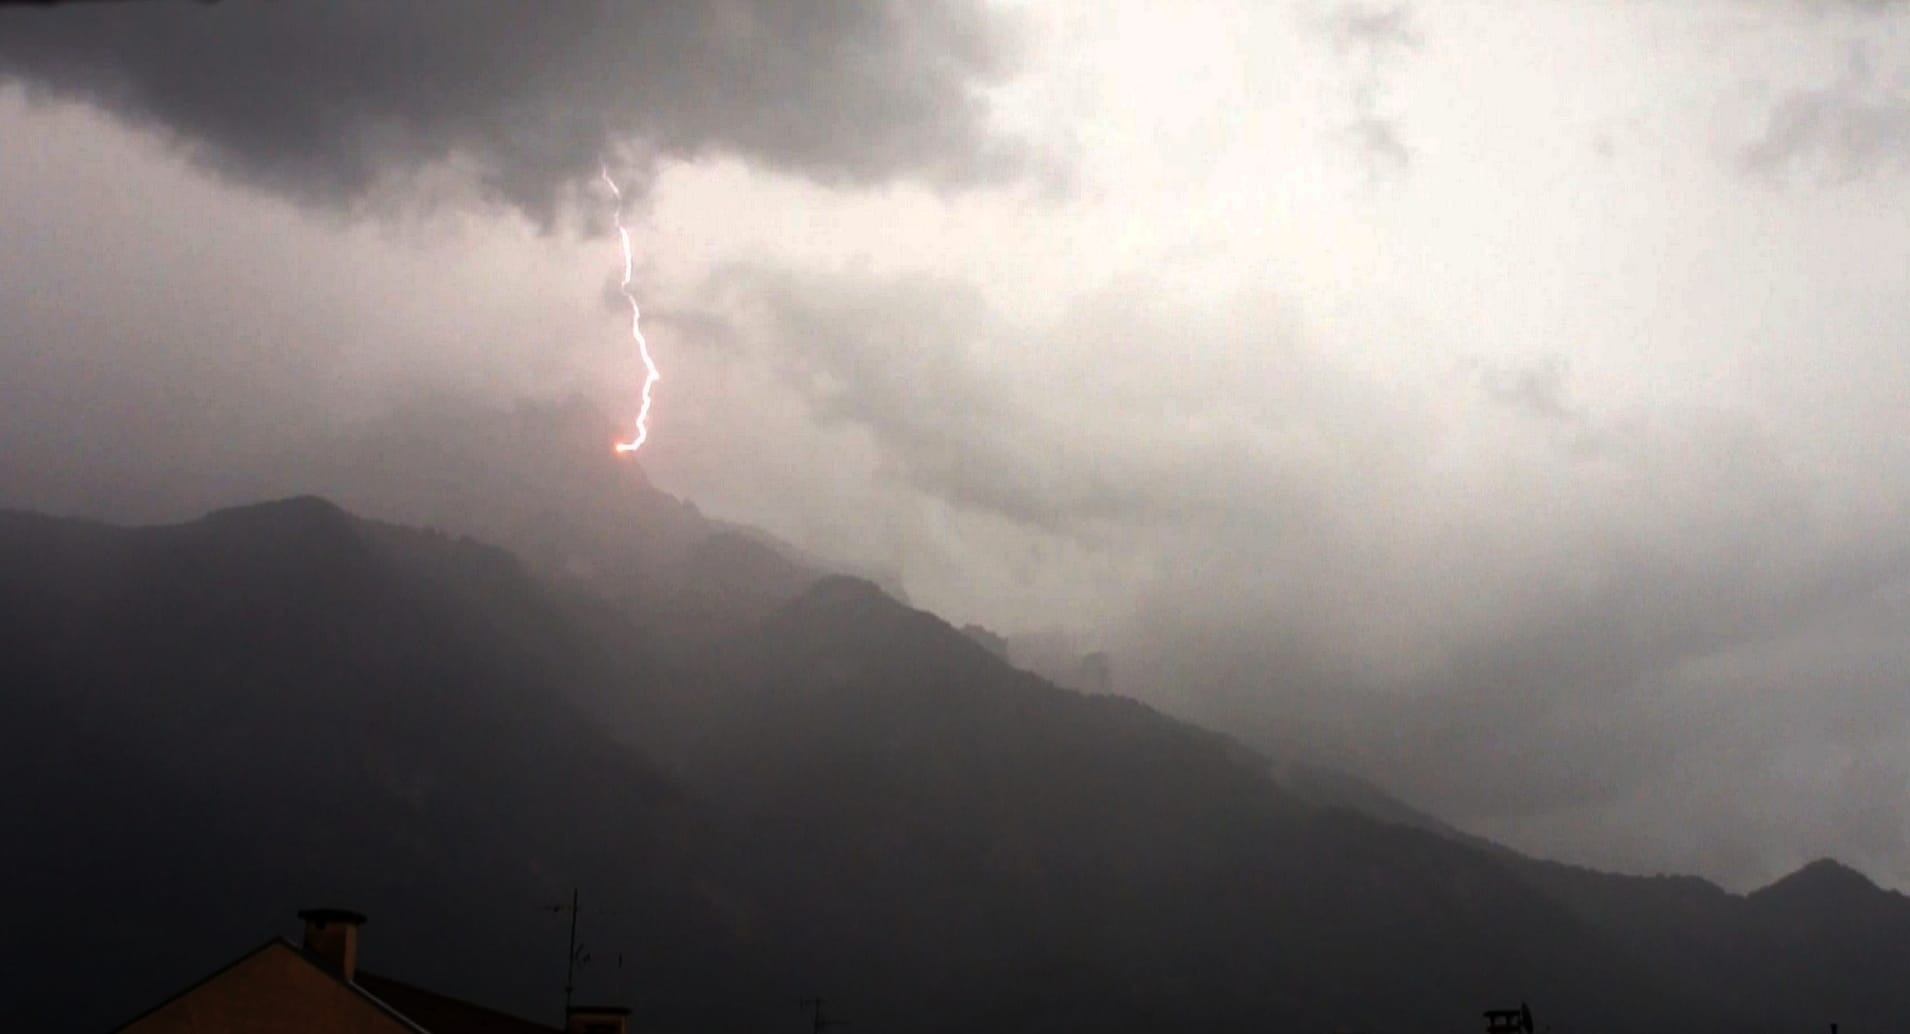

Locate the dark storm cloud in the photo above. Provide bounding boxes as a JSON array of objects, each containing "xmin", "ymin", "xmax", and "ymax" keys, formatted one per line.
[{"xmin": 0, "ymin": 0, "xmax": 1035, "ymax": 219}]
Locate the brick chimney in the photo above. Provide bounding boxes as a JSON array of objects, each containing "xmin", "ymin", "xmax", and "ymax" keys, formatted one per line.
[
  {"xmin": 566, "ymin": 1005, "xmax": 631, "ymax": 1034},
  {"xmin": 297, "ymin": 908, "xmax": 367, "ymax": 982}
]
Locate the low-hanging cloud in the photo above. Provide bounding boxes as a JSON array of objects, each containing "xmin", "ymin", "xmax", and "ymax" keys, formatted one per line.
[
  {"xmin": 684, "ymin": 258, "xmax": 1910, "ymax": 886},
  {"xmin": 1319, "ymin": 3, "xmax": 1421, "ymax": 177},
  {"xmin": 1742, "ymin": 45, "xmax": 1910, "ymax": 181},
  {"xmin": 695, "ymin": 264, "xmax": 1366, "ymax": 536},
  {"xmin": 0, "ymin": 0, "xmax": 1037, "ymax": 220}
]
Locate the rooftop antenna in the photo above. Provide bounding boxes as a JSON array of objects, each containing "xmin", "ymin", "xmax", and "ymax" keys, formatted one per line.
[
  {"xmin": 801, "ymin": 996, "xmax": 851, "ymax": 1034},
  {"xmin": 545, "ymin": 889, "xmax": 627, "ymax": 1026},
  {"xmin": 544, "ymin": 889, "xmax": 584, "ymax": 1021}
]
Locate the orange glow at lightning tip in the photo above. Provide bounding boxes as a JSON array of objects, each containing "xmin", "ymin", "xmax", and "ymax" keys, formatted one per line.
[{"xmin": 601, "ymin": 165, "xmax": 660, "ymax": 455}]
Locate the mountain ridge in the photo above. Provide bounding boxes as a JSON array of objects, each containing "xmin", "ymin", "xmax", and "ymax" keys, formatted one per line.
[{"xmin": 5, "ymin": 496, "xmax": 1905, "ymax": 1033}]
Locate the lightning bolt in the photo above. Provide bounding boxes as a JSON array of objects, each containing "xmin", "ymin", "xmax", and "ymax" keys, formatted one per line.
[{"xmin": 601, "ymin": 165, "xmax": 659, "ymax": 454}]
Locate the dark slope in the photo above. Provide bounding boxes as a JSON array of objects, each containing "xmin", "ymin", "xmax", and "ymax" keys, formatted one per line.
[
  {"xmin": 1739, "ymin": 859, "xmax": 1910, "ymax": 1026},
  {"xmin": 248, "ymin": 398, "xmax": 841, "ymax": 643},
  {"xmin": 1514, "ymin": 855, "xmax": 1910, "ymax": 1031},
  {"xmin": 0, "ymin": 499, "xmax": 754, "ymax": 1033},
  {"xmin": 636, "ymin": 577, "xmax": 1699, "ymax": 1034},
  {"xmin": 1269, "ymin": 759, "xmax": 1480, "ymax": 842},
  {"xmin": 9, "ymin": 501, "xmax": 1909, "ymax": 1033}
]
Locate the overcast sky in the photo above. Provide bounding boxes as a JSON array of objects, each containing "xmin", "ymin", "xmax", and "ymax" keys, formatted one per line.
[{"xmin": 4, "ymin": 0, "xmax": 1909, "ymax": 891}]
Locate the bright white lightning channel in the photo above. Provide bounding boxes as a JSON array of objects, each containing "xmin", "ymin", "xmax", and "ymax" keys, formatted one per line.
[{"xmin": 601, "ymin": 166, "xmax": 659, "ymax": 454}]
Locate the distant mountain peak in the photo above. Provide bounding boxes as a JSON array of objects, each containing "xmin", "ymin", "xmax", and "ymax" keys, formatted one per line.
[
  {"xmin": 796, "ymin": 574, "xmax": 893, "ymax": 609},
  {"xmin": 1752, "ymin": 857, "xmax": 1883, "ymax": 905},
  {"xmin": 202, "ymin": 494, "xmax": 350, "ymax": 523},
  {"xmin": 740, "ymin": 574, "xmax": 1019, "ymax": 690},
  {"xmin": 192, "ymin": 495, "xmax": 365, "ymax": 552}
]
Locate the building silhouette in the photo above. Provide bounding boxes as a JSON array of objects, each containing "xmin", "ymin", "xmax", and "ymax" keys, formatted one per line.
[
  {"xmin": 114, "ymin": 907, "xmax": 628, "ymax": 1034},
  {"xmin": 1484, "ymin": 1002, "xmax": 1535, "ymax": 1034}
]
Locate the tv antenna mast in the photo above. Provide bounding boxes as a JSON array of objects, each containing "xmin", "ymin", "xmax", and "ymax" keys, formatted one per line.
[
  {"xmin": 544, "ymin": 889, "xmax": 591, "ymax": 1020},
  {"xmin": 801, "ymin": 996, "xmax": 851, "ymax": 1034}
]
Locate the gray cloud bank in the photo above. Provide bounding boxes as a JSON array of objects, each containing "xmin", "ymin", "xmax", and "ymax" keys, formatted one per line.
[
  {"xmin": 691, "ymin": 262, "xmax": 1910, "ymax": 888},
  {"xmin": 0, "ymin": 0, "xmax": 1035, "ymax": 219}
]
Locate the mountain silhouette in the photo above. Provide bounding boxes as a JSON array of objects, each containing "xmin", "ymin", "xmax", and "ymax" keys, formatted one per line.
[
  {"xmin": 0, "ymin": 499, "xmax": 755, "ymax": 1031},
  {"xmin": 4, "ymin": 498, "xmax": 1905, "ymax": 1033}
]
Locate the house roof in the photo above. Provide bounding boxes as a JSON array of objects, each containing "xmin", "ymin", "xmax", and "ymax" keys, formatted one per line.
[
  {"xmin": 112, "ymin": 939, "xmax": 429, "ymax": 1033},
  {"xmin": 357, "ymin": 971, "xmax": 561, "ymax": 1034},
  {"xmin": 112, "ymin": 937, "xmax": 559, "ymax": 1034}
]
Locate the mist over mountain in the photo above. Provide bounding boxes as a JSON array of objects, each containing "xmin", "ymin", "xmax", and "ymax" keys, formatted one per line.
[
  {"xmin": 7, "ymin": 0, "xmax": 1910, "ymax": 907},
  {"xmin": 961, "ymin": 622, "xmax": 1113, "ymax": 695},
  {"xmin": 8, "ymin": 4, "xmax": 1910, "ymax": 1032},
  {"xmin": 5, "ymin": 495, "xmax": 1907, "ymax": 1033},
  {"xmin": 0, "ymin": 392, "xmax": 900, "ymax": 648}
]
